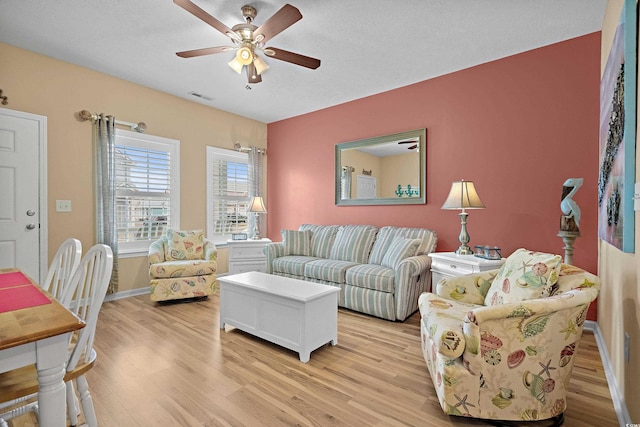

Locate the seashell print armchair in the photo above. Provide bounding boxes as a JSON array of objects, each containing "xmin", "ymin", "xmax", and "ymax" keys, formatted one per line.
[
  {"xmin": 418, "ymin": 249, "xmax": 600, "ymax": 425},
  {"xmin": 148, "ymin": 229, "xmax": 218, "ymax": 302}
]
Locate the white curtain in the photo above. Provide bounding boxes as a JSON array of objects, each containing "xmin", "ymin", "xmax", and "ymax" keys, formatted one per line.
[
  {"xmin": 95, "ymin": 114, "xmax": 119, "ymax": 294},
  {"xmin": 248, "ymin": 148, "xmax": 265, "ymax": 238},
  {"xmin": 341, "ymin": 166, "xmax": 354, "ymax": 200}
]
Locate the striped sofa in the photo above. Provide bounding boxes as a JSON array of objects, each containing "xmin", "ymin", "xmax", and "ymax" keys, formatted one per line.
[{"xmin": 264, "ymin": 224, "xmax": 437, "ymax": 321}]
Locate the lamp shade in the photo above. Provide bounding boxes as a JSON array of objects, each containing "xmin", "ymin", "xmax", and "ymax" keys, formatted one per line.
[
  {"xmin": 236, "ymin": 46, "xmax": 254, "ymax": 65},
  {"xmin": 253, "ymin": 55, "xmax": 270, "ymax": 75},
  {"xmin": 228, "ymin": 57, "xmax": 244, "ymax": 74},
  {"xmin": 248, "ymin": 196, "xmax": 267, "ymax": 213},
  {"xmin": 441, "ymin": 180, "xmax": 485, "ymax": 211}
]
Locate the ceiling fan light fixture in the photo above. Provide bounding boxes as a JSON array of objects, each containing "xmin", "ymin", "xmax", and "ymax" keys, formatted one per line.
[
  {"xmin": 228, "ymin": 57, "xmax": 244, "ymax": 74},
  {"xmin": 253, "ymin": 55, "xmax": 269, "ymax": 75},
  {"xmin": 236, "ymin": 46, "xmax": 254, "ymax": 65}
]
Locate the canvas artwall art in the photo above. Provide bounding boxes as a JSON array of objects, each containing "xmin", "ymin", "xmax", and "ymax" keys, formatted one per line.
[{"xmin": 598, "ymin": 0, "xmax": 637, "ymax": 253}]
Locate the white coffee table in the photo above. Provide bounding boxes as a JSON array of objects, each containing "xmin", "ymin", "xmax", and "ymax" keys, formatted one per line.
[{"xmin": 218, "ymin": 271, "xmax": 340, "ymax": 363}]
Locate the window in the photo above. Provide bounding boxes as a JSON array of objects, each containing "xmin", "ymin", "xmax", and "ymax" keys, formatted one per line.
[
  {"xmin": 206, "ymin": 147, "xmax": 250, "ymax": 245},
  {"xmin": 115, "ymin": 130, "xmax": 180, "ymax": 255}
]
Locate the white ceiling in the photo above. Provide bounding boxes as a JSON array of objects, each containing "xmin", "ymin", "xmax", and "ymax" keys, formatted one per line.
[{"xmin": 0, "ymin": 0, "xmax": 607, "ymax": 124}]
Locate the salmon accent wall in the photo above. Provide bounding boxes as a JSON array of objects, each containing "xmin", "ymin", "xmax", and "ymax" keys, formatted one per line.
[{"xmin": 266, "ymin": 33, "xmax": 600, "ymax": 316}]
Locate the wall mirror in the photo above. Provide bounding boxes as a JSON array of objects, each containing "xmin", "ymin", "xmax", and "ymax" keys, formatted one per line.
[{"xmin": 335, "ymin": 129, "xmax": 426, "ymax": 206}]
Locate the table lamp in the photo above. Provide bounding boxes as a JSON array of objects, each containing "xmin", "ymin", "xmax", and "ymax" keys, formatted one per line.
[
  {"xmin": 248, "ymin": 196, "xmax": 266, "ymax": 240},
  {"xmin": 441, "ymin": 180, "xmax": 485, "ymax": 255}
]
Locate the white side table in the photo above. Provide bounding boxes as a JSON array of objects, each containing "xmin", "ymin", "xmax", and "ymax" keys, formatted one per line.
[
  {"xmin": 429, "ymin": 252, "xmax": 505, "ymax": 290},
  {"xmin": 227, "ymin": 238, "xmax": 272, "ymax": 274}
]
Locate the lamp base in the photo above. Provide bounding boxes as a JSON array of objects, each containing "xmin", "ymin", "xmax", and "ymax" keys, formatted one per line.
[
  {"xmin": 252, "ymin": 225, "xmax": 261, "ymax": 240},
  {"xmin": 455, "ymin": 211, "xmax": 473, "ymax": 255},
  {"xmin": 455, "ymin": 245, "xmax": 473, "ymax": 255}
]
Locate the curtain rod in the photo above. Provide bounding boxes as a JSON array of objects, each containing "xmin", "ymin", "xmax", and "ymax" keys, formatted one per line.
[
  {"xmin": 234, "ymin": 143, "xmax": 267, "ymax": 155},
  {"xmin": 78, "ymin": 109, "xmax": 147, "ymax": 133}
]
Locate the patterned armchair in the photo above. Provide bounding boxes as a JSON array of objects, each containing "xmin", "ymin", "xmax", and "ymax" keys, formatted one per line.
[
  {"xmin": 148, "ymin": 229, "xmax": 218, "ymax": 302},
  {"xmin": 418, "ymin": 249, "xmax": 600, "ymax": 424}
]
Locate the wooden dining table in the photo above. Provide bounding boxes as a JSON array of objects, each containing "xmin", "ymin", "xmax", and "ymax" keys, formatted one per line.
[{"xmin": 0, "ymin": 268, "xmax": 85, "ymax": 427}]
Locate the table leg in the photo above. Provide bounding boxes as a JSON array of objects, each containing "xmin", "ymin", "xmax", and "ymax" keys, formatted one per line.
[{"xmin": 35, "ymin": 334, "xmax": 71, "ymax": 427}]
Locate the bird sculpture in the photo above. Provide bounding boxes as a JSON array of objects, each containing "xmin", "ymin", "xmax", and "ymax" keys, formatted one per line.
[{"xmin": 560, "ymin": 177, "xmax": 584, "ymax": 229}]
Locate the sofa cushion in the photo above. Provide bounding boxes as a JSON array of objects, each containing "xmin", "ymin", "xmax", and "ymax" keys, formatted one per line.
[
  {"xmin": 304, "ymin": 259, "xmax": 359, "ymax": 284},
  {"xmin": 329, "ymin": 225, "xmax": 378, "ymax": 263},
  {"xmin": 149, "ymin": 259, "xmax": 217, "ymax": 279},
  {"xmin": 369, "ymin": 226, "xmax": 437, "ymax": 265},
  {"xmin": 165, "ymin": 229, "xmax": 205, "ymax": 261},
  {"xmin": 345, "ymin": 264, "xmax": 395, "ymax": 292},
  {"xmin": 299, "ymin": 224, "xmax": 340, "ymax": 258},
  {"xmin": 484, "ymin": 248, "xmax": 562, "ymax": 306},
  {"xmin": 381, "ymin": 236, "xmax": 421, "ymax": 269},
  {"xmin": 272, "ymin": 255, "xmax": 319, "ymax": 277},
  {"xmin": 281, "ymin": 229, "xmax": 311, "ymax": 256}
]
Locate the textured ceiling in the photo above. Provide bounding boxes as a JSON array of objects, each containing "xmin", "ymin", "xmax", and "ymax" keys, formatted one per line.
[{"xmin": 0, "ymin": 0, "xmax": 607, "ymax": 123}]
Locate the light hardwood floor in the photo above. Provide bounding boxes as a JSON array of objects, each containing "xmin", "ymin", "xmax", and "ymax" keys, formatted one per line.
[{"xmin": 10, "ymin": 291, "xmax": 618, "ymax": 426}]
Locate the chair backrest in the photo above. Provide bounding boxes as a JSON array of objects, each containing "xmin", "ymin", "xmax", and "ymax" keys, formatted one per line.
[
  {"xmin": 42, "ymin": 238, "xmax": 82, "ymax": 301},
  {"xmin": 60, "ymin": 244, "xmax": 113, "ymax": 371}
]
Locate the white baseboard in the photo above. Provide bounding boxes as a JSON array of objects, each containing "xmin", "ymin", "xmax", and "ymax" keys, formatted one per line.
[
  {"xmin": 584, "ymin": 321, "xmax": 631, "ymax": 427},
  {"xmin": 104, "ymin": 287, "xmax": 150, "ymax": 302}
]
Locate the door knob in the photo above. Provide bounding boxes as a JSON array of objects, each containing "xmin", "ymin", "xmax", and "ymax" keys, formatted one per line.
[
  {"xmin": 26, "ymin": 209, "xmax": 36, "ymax": 216},
  {"xmin": 26, "ymin": 223, "xmax": 37, "ymax": 230}
]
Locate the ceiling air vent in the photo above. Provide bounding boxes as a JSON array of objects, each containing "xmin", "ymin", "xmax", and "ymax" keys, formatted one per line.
[{"xmin": 188, "ymin": 91, "xmax": 214, "ymax": 101}]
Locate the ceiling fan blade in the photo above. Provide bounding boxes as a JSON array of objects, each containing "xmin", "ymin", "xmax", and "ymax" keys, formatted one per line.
[
  {"xmin": 176, "ymin": 46, "xmax": 232, "ymax": 58},
  {"xmin": 408, "ymin": 144, "xmax": 418, "ymax": 150},
  {"xmin": 173, "ymin": 0, "xmax": 234, "ymax": 37},
  {"xmin": 264, "ymin": 47, "xmax": 320, "ymax": 69},
  {"xmin": 398, "ymin": 139, "xmax": 418, "ymax": 144},
  {"xmin": 246, "ymin": 62, "xmax": 262, "ymax": 84},
  {"xmin": 254, "ymin": 4, "xmax": 302, "ymax": 44}
]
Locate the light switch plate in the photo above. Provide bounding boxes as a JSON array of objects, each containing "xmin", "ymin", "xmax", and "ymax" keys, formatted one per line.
[{"xmin": 56, "ymin": 200, "xmax": 72, "ymax": 212}]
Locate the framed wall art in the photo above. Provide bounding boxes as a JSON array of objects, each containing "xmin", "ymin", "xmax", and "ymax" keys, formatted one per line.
[{"xmin": 598, "ymin": 0, "xmax": 637, "ymax": 253}]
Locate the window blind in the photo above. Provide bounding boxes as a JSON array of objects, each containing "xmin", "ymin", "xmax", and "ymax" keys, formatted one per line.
[
  {"xmin": 210, "ymin": 158, "xmax": 250, "ymax": 235},
  {"xmin": 115, "ymin": 145, "xmax": 172, "ymax": 242}
]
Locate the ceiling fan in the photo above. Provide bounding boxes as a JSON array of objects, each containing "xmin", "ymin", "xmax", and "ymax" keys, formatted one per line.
[
  {"xmin": 174, "ymin": 0, "xmax": 321, "ymax": 84},
  {"xmin": 398, "ymin": 139, "xmax": 418, "ymax": 150}
]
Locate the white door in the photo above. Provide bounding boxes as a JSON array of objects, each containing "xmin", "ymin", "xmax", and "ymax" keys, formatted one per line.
[{"xmin": 0, "ymin": 108, "xmax": 47, "ymax": 282}]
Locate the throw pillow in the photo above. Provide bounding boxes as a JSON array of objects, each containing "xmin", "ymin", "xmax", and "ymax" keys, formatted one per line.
[
  {"xmin": 299, "ymin": 224, "xmax": 339, "ymax": 258},
  {"xmin": 484, "ymin": 248, "xmax": 562, "ymax": 306},
  {"xmin": 165, "ymin": 229, "xmax": 205, "ymax": 261},
  {"xmin": 381, "ymin": 236, "xmax": 421, "ymax": 269},
  {"xmin": 281, "ymin": 229, "xmax": 312, "ymax": 256},
  {"xmin": 329, "ymin": 225, "xmax": 378, "ymax": 263}
]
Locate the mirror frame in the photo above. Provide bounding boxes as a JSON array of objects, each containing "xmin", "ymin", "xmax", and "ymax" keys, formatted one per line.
[{"xmin": 335, "ymin": 128, "xmax": 426, "ymax": 206}]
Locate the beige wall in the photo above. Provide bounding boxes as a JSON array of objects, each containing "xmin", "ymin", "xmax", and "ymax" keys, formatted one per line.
[
  {"xmin": 599, "ymin": 0, "xmax": 639, "ymax": 421},
  {"xmin": 339, "ymin": 149, "xmax": 419, "ymax": 199},
  {"xmin": 1, "ymin": 42, "xmax": 267, "ymax": 293},
  {"xmin": 379, "ymin": 151, "xmax": 420, "ymax": 198},
  {"xmin": 340, "ymin": 149, "xmax": 382, "ymax": 198}
]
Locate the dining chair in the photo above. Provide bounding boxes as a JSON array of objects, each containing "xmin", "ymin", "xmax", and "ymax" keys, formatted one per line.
[
  {"xmin": 42, "ymin": 237, "xmax": 82, "ymax": 300},
  {"xmin": 0, "ymin": 244, "xmax": 113, "ymax": 427}
]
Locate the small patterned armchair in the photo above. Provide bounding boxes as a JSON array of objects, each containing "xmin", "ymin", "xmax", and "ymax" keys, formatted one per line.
[
  {"xmin": 148, "ymin": 229, "xmax": 218, "ymax": 302},
  {"xmin": 418, "ymin": 248, "xmax": 600, "ymax": 425}
]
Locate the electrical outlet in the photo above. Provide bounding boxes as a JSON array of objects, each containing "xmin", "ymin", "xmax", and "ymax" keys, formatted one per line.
[
  {"xmin": 55, "ymin": 200, "xmax": 72, "ymax": 212},
  {"xmin": 624, "ymin": 332, "xmax": 630, "ymax": 363}
]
